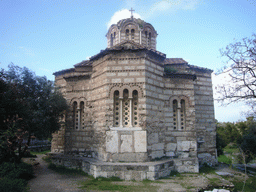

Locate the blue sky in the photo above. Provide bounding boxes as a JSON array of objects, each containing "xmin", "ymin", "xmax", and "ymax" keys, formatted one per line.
[{"xmin": 1, "ymin": 0, "xmax": 256, "ymax": 122}]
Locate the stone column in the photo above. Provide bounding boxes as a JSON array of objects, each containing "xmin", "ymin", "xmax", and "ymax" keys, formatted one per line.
[
  {"xmin": 177, "ymin": 102, "xmax": 181, "ymax": 130},
  {"xmin": 129, "ymin": 98, "xmax": 133, "ymax": 127},
  {"xmin": 77, "ymin": 106, "xmax": 81, "ymax": 130},
  {"xmin": 119, "ymin": 97, "xmax": 123, "ymax": 127}
]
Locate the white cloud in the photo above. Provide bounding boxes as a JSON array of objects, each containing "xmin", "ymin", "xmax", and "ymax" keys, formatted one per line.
[
  {"xmin": 150, "ymin": 0, "xmax": 200, "ymax": 14},
  {"xmin": 107, "ymin": 9, "xmax": 142, "ymax": 28},
  {"xmin": 107, "ymin": 1, "xmax": 202, "ymax": 28}
]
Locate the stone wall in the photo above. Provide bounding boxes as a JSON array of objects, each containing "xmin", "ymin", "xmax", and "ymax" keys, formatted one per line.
[
  {"xmin": 194, "ymin": 71, "xmax": 217, "ymax": 165},
  {"xmin": 104, "ymin": 51, "xmax": 148, "ymax": 162},
  {"xmin": 51, "ymin": 127, "xmax": 65, "ymax": 153},
  {"xmin": 52, "ymin": 45, "xmax": 216, "ymax": 168}
]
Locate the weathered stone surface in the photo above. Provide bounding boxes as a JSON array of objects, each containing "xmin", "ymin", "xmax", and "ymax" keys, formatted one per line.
[
  {"xmin": 134, "ymin": 131, "xmax": 147, "ymax": 152},
  {"xmin": 120, "ymin": 135, "xmax": 133, "ymax": 153},
  {"xmin": 148, "ymin": 133, "xmax": 159, "ymax": 145},
  {"xmin": 166, "ymin": 143, "xmax": 177, "ymax": 151},
  {"xmin": 166, "ymin": 151, "xmax": 175, "ymax": 157},
  {"xmin": 106, "ymin": 131, "xmax": 118, "ymax": 153},
  {"xmin": 215, "ymin": 172, "xmax": 234, "ymax": 177}
]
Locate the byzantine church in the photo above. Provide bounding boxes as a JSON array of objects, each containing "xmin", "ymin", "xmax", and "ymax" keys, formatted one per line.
[{"xmin": 52, "ymin": 11, "xmax": 217, "ymax": 169}]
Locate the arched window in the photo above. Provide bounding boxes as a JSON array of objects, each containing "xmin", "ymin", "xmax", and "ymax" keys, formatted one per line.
[
  {"xmin": 148, "ymin": 32, "xmax": 151, "ymax": 47},
  {"xmin": 110, "ymin": 34, "xmax": 114, "ymax": 47},
  {"xmin": 172, "ymin": 99, "xmax": 186, "ymax": 130},
  {"xmin": 131, "ymin": 29, "xmax": 135, "ymax": 40},
  {"xmin": 126, "ymin": 29, "xmax": 129, "ymax": 40},
  {"xmin": 113, "ymin": 89, "xmax": 139, "ymax": 127},
  {"xmin": 113, "ymin": 91, "xmax": 120, "ymax": 127}
]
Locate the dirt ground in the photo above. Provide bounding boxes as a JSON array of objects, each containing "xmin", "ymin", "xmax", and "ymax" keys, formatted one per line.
[{"xmin": 24, "ymin": 154, "xmax": 248, "ymax": 192}]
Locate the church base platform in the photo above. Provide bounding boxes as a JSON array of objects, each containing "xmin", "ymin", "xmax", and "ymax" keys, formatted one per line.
[{"xmin": 50, "ymin": 153, "xmax": 199, "ymax": 181}]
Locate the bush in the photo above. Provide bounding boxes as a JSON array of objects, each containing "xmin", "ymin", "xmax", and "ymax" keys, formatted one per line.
[
  {"xmin": 0, "ymin": 162, "xmax": 33, "ymax": 192},
  {"xmin": 218, "ymin": 155, "xmax": 232, "ymax": 164},
  {"xmin": 0, "ymin": 162, "xmax": 34, "ymax": 179},
  {"xmin": 0, "ymin": 178, "xmax": 27, "ymax": 192},
  {"xmin": 216, "ymin": 133, "xmax": 226, "ymax": 156},
  {"xmin": 240, "ymin": 134, "xmax": 256, "ymax": 163}
]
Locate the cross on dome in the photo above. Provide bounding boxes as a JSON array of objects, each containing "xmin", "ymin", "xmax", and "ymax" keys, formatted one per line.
[{"xmin": 129, "ymin": 8, "xmax": 135, "ymax": 18}]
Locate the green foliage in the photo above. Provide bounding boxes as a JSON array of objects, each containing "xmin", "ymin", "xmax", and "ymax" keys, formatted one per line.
[
  {"xmin": 216, "ymin": 117, "xmax": 256, "ymax": 163},
  {"xmin": 218, "ymin": 155, "xmax": 232, "ymax": 164},
  {"xmin": 0, "ymin": 64, "xmax": 68, "ymax": 163},
  {"xmin": 240, "ymin": 134, "xmax": 256, "ymax": 163},
  {"xmin": 217, "ymin": 122, "xmax": 242, "ymax": 146},
  {"xmin": 232, "ymin": 176, "xmax": 256, "ymax": 192},
  {"xmin": 0, "ymin": 162, "xmax": 34, "ymax": 179},
  {"xmin": 208, "ymin": 177, "xmax": 221, "ymax": 186},
  {"xmin": 0, "ymin": 178, "xmax": 27, "ymax": 192},
  {"xmin": 30, "ymin": 150, "xmax": 50, "ymax": 155},
  {"xmin": 0, "ymin": 162, "xmax": 34, "ymax": 192},
  {"xmin": 216, "ymin": 132, "xmax": 226, "ymax": 156}
]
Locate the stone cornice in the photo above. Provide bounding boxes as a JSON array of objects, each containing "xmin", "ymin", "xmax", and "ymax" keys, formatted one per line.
[{"xmin": 164, "ymin": 73, "xmax": 197, "ymax": 81}]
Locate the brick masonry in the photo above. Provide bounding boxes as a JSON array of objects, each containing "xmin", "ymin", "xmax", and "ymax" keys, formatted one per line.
[{"xmin": 51, "ymin": 16, "xmax": 217, "ymax": 179}]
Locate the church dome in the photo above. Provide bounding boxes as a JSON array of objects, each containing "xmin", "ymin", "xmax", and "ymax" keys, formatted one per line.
[{"xmin": 106, "ymin": 17, "xmax": 157, "ymax": 50}]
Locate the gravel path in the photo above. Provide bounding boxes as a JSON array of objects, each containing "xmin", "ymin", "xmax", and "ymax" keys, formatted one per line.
[{"xmin": 27, "ymin": 155, "xmax": 88, "ymax": 192}]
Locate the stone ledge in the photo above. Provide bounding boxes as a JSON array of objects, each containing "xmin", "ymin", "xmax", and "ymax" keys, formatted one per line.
[{"xmin": 51, "ymin": 154, "xmax": 198, "ymax": 180}]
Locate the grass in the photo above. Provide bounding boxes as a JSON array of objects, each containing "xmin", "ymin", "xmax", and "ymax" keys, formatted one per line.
[
  {"xmin": 218, "ymin": 155, "xmax": 232, "ymax": 164},
  {"xmin": 232, "ymin": 176, "xmax": 256, "ymax": 192},
  {"xmin": 224, "ymin": 147, "xmax": 239, "ymax": 154},
  {"xmin": 48, "ymin": 163, "xmax": 88, "ymax": 176},
  {"xmin": 169, "ymin": 170, "xmax": 181, "ymax": 177},
  {"xmin": 199, "ymin": 163, "xmax": 216, "ymax": 174},
  {"xmin": 208, "ymin": 177, "xmax": 221, "ymax": 186},
  {"xmin": 78, "ymin": 177, "xmax": 158, "ymax": 192},
  {"xmin": 42, "ymin": 155, "xmax": 52, "ymax": 163},
  {"xmin": 30, "ymin": 150, "xmax": 50, "ymax": 155}
]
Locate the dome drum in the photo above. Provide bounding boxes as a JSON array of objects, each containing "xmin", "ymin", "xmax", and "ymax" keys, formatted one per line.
[{"xmin": 106, "ymin": 18, "xmax": 157, "ymax": 49}]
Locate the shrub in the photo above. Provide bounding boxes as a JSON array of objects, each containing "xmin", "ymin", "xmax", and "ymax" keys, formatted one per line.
[
  {"xmin": 218, "ymin": 155, "xmax": 232, "ymax": 164},
  {"xmin": 216, "ymin": 133, "xmax": 226, "ymax": 156},
  {"xmin": 0, "ymin": 178, "xmax": 27, "ymax": 192},
  {"xmin": 0, "ymin": 162, "xmax": 34, "ymax": 192},
  {"xmin": 0, "ymin": 162, "xmax": 33, "ymax": 179},
  {"xmin": 240, "ymin": 134, "xmax": 256, "ymax": 163}
]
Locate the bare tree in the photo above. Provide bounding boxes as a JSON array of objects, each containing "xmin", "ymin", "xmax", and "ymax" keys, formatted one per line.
[{"xmin": 216, "ymin": 34, "xmax": 256, "ymax": 115}]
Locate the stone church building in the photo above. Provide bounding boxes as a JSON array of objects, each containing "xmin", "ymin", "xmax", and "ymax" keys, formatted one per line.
[{"xmin": 51, "ymin": 14, "xmax": 217, "ymax": 179}]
